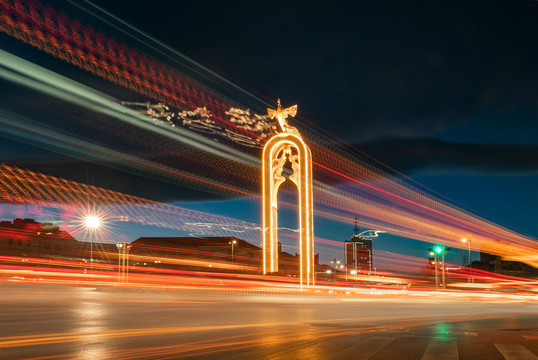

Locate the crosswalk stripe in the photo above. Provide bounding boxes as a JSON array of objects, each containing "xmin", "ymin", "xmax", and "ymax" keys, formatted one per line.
[
  {"xmin": 421, "ymin": 340, "xmax": 458, "ymax": 360},
  {"xmin": 328, "ymin": 336, "xmax": 395, "ymax": 360},
  {"xmin": 495, "ymin": 344, "xmax": 538, "ymax": 360}
]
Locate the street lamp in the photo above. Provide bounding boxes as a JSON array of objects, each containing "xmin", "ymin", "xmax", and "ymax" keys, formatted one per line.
[
  {"xmin": 229, "ymin": 240, "xmax": 237, "ymax": 263},
  {"xmin": 84, "ymin": 215, "xmax": 101, "ymax": 271},
  {"xmin": 461, "ymin": 238, "xmax": 472, "ymax": 283}
]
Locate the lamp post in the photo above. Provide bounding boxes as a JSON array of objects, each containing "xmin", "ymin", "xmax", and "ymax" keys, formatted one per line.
[
  {"xmin": 229, "ymin": 240, "xmax": 237, "ymax": 263},
  {"xmin": 125, "ymin": 243, "xmax": 132, "ymax": 282},
  {"xmin": 461, "ymin": 238, "xmax": 472, "ymax": 283},
  {"xmin": 84, "ymin": 216, "xmax": 101, "ymax": 272}
]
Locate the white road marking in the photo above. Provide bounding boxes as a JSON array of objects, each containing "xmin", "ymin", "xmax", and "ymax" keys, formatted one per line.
[
  {"xmin": 329, "ymin": 336, "xmax": 395, "ymax": 359},
  {"xmin": 495, "ymin": 344, "xmax": 538, "ymax": 360},
  {"xmin": 421, "ymin": 340, "xmax": 458, "ymax": 360}
]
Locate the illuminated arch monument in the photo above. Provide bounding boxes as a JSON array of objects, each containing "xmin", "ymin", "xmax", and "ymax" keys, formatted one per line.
[{"xmin": 262, "ymin": 100, "xmax": 314, "ymax": 285}]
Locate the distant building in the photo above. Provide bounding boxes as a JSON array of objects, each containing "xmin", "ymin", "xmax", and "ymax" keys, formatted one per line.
[
  {"xmin": 0, "ymin": 218, "xmax": 121, "ymax": 264},
  {"xmin": 131, "ymin": 237, "xmax": 319, "ymax": 276},
  {"xmin": 480, "ymin": 250, "xmax": 498, "ymax": 265},
  {"xmin": 344, "ymin": 219, "xmax": 373, "ymax": 274},
  {"xmin": 0, "ymin": 219, "xmax": 323, "ymax": 277},
  {"xmin": 478, "ymin": 240, "xmax": 538, "ymax": 278},
  {"xmin": 131, "ymin": 236, "xmax": 261, "ymax": 272},
  {"xmin": 0, "ymin": 218, "xmax": 79, "ymax": 257}
]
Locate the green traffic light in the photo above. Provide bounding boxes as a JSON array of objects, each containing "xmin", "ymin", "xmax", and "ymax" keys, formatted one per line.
[{"xmin": 433, "ymin": 245, "xmax": 444, "ymax": 255}]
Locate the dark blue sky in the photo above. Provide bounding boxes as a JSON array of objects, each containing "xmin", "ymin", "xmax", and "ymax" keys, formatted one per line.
[
  {"xmin": 88, "ymin": 0, "xmax": 538, "ymax": 142},
  {"xmin": 87, "ymin": 0, "xmax": 538, "ymax": 240}
]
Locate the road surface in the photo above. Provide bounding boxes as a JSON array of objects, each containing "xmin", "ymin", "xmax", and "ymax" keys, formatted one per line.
[{"xmin": 1, "ymin": 283, "xmax": 537, "ymax": 359}]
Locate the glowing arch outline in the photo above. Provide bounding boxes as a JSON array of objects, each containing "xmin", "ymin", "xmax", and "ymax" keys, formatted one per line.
[{"xmin": 262, "ymin": 132, "xmax": 314, "ymax": 286}]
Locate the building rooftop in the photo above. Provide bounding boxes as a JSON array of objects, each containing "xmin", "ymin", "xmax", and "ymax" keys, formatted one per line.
[{"xmin": 132, "ymin": 236, "xmax": 260, "ymax": 250}]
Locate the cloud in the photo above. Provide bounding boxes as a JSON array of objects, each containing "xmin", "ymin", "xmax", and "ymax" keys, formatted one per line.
[{"xmin": 357, "ymin": 137, "xmax": 538, "ymax": 176}]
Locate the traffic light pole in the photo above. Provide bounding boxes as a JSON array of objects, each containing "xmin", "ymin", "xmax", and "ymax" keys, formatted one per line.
[
  {"xmin": 434, "ymin": 254, "xmax": 439, "ymax": 287},
  {"xmin": 430, "ymin": 245, "xmax": 451, "ymax": 288}
]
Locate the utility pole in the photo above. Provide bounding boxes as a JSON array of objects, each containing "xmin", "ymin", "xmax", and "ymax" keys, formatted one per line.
[{"xmin": 441, "ymin": 253, "xmax": 446, "ymax": 287}]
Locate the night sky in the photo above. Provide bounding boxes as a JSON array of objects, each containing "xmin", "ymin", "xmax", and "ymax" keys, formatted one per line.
[
  {"xmin": 1, "ymin": 0, "xmax": 537, "ymax": 266},
  {"xmin": 90, "ymin": 0, "xmax": 538, "ymax": 142},
  {"xmin": 87, "ymin": 0, "xmax": 538, "ymax": 235}
]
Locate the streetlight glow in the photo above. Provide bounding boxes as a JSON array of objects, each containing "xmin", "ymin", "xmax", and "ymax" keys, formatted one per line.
[
  {"xmin": 229, "ymin": 240, "xmax": 237, "ymax": 263},
  {"xmin": 84, "ymin": 216, "xmax": 101, "ymax": 229},
  {"xmin": 81, "ymin": 213, "xmax": 105, "ymax": 273}
]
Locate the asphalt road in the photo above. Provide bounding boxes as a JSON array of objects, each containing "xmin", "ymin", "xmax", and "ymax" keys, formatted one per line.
[{"xmin": 1, "ymin": 283, "xmax": 537, "ymax": 359}]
